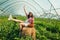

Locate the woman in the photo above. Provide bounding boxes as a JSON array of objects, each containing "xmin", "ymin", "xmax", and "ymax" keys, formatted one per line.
[{"xmin": 8, "ymin": 6, "xmax": 34, "ymax": 30}]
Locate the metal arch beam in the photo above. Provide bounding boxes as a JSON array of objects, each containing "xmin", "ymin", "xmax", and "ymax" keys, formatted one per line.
[
  {"xmin": 0, "ymin": 0, "xmax": 8, "ymax": 5},
  {"xmin": 2, "ymin": 1, "xmax": 39, "ymax": 15},
  {"xmin": 47, "ymin": 0, "xmax": 59, "ymax": 17},
  {"xmin": 0, "ymin": 0, "xmax": 45, "ymax": 17},
  {"xmin": 49, "ymin": 7, "xmax": 60, "ymax": 19},
  {"xmin": 4, "ymin": 2, "xmax": 36, "ymax": 11},
  {"xmin": 1, "ymin": 2, "xmax": 38, "ymax": 17},
  {"xmin": 32, "ymin": 0, "xmax": 45, "ymax": 17},
  {"xmin": 49, "ymin": 4, "xmax": 52, "ymax": 13},
  {"xmin": 33, "ymin": 0, "xmax": 54, "ymax": 18},
  {"xmin": 3, "ymin": 4, "xmax": 37, "ymax": 16},
  {"xmin": 33, "ymin": 0, "xmax": 46, "ymax": 14},
  {"xmin": 2, "ymin": 1, "xmax": 38, "ymax": 16},
  {"xmin": 48, "ymin": 0, "xmax": 60, "ymax": 19},
  {"xmin": 49, "ymin": 8, "xmax": 60, "ymax": 11}
]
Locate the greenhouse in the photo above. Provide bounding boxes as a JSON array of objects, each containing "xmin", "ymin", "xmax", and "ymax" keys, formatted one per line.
[
  {"xmin": 0, "ymin": 0, "xmax": 60, "ymax": 19},
  {"xmin": 0, "ymin": 0, "xmax": 60, "ymax": 40}
]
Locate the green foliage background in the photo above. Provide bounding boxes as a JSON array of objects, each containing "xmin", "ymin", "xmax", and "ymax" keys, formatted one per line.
[{"xmin": 0, "ymin": 16, "xmax": 60, "ymax": 40}]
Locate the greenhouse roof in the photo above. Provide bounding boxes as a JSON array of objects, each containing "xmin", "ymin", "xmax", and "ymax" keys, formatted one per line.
[{"xmin": 0, "ymin": 0, "xmax": 60, "ymax": 19}]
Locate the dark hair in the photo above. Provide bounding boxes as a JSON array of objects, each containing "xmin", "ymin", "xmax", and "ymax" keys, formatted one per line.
[
  {"xmin": 13, "ymin": 17, "xmax": 17, "ymax": 23},
  {"xmin": 13, "ymin": 17, "xmax": 16, "ymax": 19},
  {"xmin": 28, "ymin": 12, "xmax": 34, "ymax": 19}
]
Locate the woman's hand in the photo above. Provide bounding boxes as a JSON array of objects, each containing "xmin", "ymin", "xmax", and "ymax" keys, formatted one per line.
[
  {"xmin": 23, "ymin": 5, "xmax": 28, "ymax": 17},
  {"xmin": 23, "ymin": 5, "xmax": 25, "ymax": 10}
]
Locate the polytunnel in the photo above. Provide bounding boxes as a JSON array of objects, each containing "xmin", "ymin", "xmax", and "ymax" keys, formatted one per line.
[{"xmin": 0, "ymin": 0, "xmax": 60, "ymax": 19}]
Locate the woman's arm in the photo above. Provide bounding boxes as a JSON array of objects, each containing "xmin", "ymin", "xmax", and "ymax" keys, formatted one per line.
[{"xmin": 23, "ymin": 6, "xmax": 28, "ymax": 17}]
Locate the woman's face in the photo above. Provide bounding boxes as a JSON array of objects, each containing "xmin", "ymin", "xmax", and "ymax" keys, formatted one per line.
[
  {"xmin": 30, "ymin": 13, "xmax": 32, "ymax": 16},
  {"xmin": 29, "ymin": 12, "xmax": 33, "ymax": 16}
]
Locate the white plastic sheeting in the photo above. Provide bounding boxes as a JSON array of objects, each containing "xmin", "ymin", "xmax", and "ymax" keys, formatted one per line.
[{"xmin": 0, "ymin": 0, "xmax": 60, "ymax": 19}]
